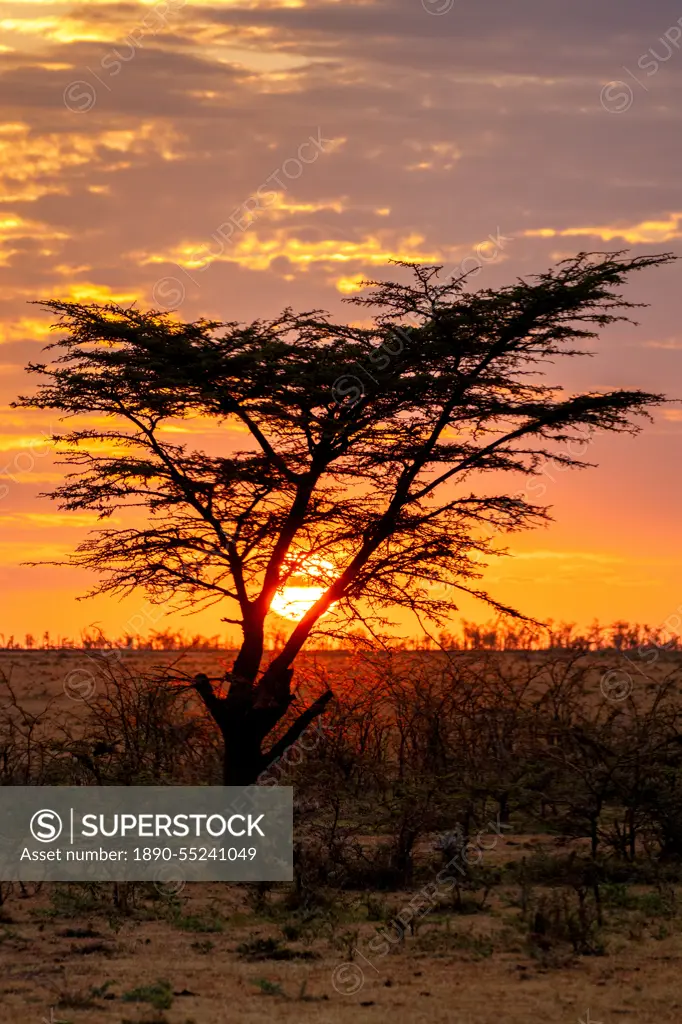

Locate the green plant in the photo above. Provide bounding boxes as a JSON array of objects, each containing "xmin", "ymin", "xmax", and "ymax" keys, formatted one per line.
[
  {"xmin": 122, "ymin": 979, "xmax": 173, "ymax": 1011},
  {"xmin": 527, "ymin": 887, "xmax": 605, "ymax": 957},
  {"xmin": 252, "ymin": 978, "xmax": 285, "ymax": 997},
  {"xmin": 601, "ymin": 882, "xmax": 636, "ymax": 910},
  {"xmin": 364, "ymin": 893, "xmax": 389, "ymax": 921},
  {"xmin": 55, "ymin": 979, "xmax": 114, "ymax": 1010},
  {"xmin": 638, "ymin": 884, "xmax": 677, "ymax": 919},
  {"xmin": 90, "ymin": 980, "xmax": 115, "ymax": 999}
]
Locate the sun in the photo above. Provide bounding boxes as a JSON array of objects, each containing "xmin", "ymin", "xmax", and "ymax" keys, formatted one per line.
[
  {"xmin": 270, "ymin": 585, "xmax": 327, "ymax": 622},
  {"xmin": 269, "ymin": 555, "xmax": 336, "ymax": 622}
]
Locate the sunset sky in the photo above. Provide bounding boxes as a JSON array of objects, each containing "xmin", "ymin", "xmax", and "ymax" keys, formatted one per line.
[{"xmin": 1, "ymin": 0, "xmax": 681, "ymax": 642}]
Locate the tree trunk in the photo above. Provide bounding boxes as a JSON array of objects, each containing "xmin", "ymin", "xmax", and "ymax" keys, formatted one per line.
[
  {"xmin": 193, "ymin": 671, "xmax": 333, "ymax": 787},
  {"xmin": 222, "ymin": 720, "xmax": 267, "ymax": 786}
]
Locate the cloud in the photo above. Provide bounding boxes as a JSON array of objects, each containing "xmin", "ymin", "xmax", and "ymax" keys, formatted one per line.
[
  {"xmin": 1, "ymin": 0, "xmax": 681, "ymax": 633},
  {"xmin": 135, "ymin": 229, "xmax": 447, "ymax": 272},
  {"xmin": 644, "ymin": 337, "xmax": 682, "ymax": 349},
  {"xmin": 0, "ymin": 120, "xmax": 185, "ymax": 206},
  {"xmin": 524, "ymin": 211, "xmax": 682, "ymax": 244},
  {"xmin": 0, "ymin": 316, "xmax": 52, "ymax": 344},
  {"xmin": 0, "ymin": 511, "xmax": 113, "ymax": 528},
  {"xmin": 510, "ymin": 550, "xmax": 625, "ymax": 564}
]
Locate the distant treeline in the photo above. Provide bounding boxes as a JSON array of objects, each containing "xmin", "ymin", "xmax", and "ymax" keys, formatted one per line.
[{"xmin": 1, "ymin": 617, "xmax": 681, "ymax": 653}]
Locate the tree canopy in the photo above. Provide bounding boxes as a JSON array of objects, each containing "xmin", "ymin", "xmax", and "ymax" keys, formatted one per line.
[{"xmin": 15, "ymin": 250, "xmax": 674, "ymax": 783}]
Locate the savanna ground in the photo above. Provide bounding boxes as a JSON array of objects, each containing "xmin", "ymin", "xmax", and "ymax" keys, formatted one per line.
[{"xmin": 2, "ymin": 648, "xmax": 682, "ymax": 1024}]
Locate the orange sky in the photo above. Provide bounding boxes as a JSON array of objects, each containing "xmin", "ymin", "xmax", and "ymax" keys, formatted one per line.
[{"xmin": 1, "ymin": 0, "xmax": 681, "ymax": 641}]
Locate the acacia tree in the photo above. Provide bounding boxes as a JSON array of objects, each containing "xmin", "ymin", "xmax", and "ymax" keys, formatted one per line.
[{"xmin": 16, "ymin": 252, "xmax": 673, "ymax": 784}]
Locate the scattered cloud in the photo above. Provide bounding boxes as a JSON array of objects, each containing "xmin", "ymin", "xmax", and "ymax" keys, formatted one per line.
[
  {"xmin": 0, "ymin": 0, "xmax": 681, "ymax": 631},
  {"xmin": 1, "ymin": 511, "xmax": 114, "ymax": 528},
  {"xmin": 510, "ymin": 550, "xmax": 625, "ymax": 565},
  {"xmin": 644, "ymin": 338, "xmax": 682, "ymax": 350},
  {"xmin": 524, "ymin": 212, "xmax": 682, "ymax": 245},
  {"xmin": 135, "ymin": 230, "xmax": 446, "ymax": 272}
]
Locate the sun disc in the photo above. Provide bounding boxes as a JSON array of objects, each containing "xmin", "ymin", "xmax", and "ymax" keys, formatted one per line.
[{"xmin": 270, "ymin": 585, "xmax": 326, "ymax": 622}]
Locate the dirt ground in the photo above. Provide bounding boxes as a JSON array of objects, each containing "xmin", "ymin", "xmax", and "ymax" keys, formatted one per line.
[
  {"xmin": 0, "ymin": 649, "xmax": 353, "ymax": 720},
  {"xmin": 1, "ymin": 646, "xmax": 678, "ymax": 720},
  {"xmin": 0, "ymin": 879, "xmax": 680, "ymax": 1024},
  {"xmin": 2, "ymin": 648, "xmax": 682, "ymax": 1022}
]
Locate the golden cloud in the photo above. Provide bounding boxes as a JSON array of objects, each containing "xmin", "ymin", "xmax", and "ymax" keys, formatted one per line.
[
  {"xmin": 136, "ymin": 230, "xmax": 445, "ymax": 272},
  {"xmin": 0, "ymin": 0, "xmax": 318, "ymax": 64},
  {"xmin": 158, "ymin": 416, "xmax": 249, "ymax": 436},
  {"xmin": 510, "ymin": 550, "xmax": 624, "ymax": 564},
  {"xmin": 0, "ymin": 432, "xmax": 54, "ymax": 453},
  {"xmin": 0, "ymin": 213, "xmax": 68, "ymax": 264},
  {"xmin": 334, "ymin": 273, "xmax": 367, "ymax": 294},
  {"xmin": 0, "ymin": 540, "xmax": 72, "ymax": 564},
  {"xmin": 0, "ymin": 317, "xmax": 53, "ymax": 345},
  {"xmin": 57, "ymin": 283, "xmax": 142, "ymax": 304},
  {"xmin": 0, "ymin": 122, "xmax": 184, "ymax": 203},
  {"xmin": 524, "ymin": 212, "xmax": 682, "ymax": 245},
  {"xmin": 0, "ymin": 281, "xmax": 143, "ymax": 343},
  {"xmin": 265, "ymin": 193, "xmax": 346, "ymax": 217},
  {"xmin": 405, "ymin": 140, "xmax": 461, "ymax": 172},
  {"xmin": 0, "ymin": 13, "xmax": 149, "ymax": 46},
  {"xmin": 1, "ymin": 511, "xmax": 112, "ymax": 528}
]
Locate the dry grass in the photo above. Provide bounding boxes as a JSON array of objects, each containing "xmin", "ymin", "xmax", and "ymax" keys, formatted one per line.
[
  {"xmin": 2, "ymin": 646, "xmax": 680, "ymax": 718},
  {"xmin": 3, "ymin": 649, "xmax": 682, "ymax": 1021},
  {"xmin": 0, "ymin": 870, "xmax": 681, "ymax": 1023},
  {"xmin": 0, "ymin": 649, "xmax": 358, "ymax": 720}
]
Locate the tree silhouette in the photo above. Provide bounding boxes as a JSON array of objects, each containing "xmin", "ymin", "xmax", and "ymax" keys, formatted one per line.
[{"xmin": 15, "ymin": 251, "xmax": 674, "ymax": 784}]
